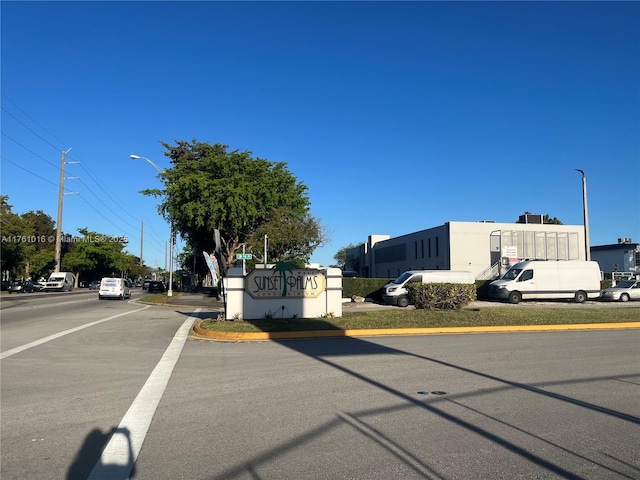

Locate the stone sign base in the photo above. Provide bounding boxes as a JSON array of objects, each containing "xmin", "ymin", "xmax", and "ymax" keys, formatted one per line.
[{"xmin": 224, "ymin": 266, "xmax": 343, "ymax": 321}]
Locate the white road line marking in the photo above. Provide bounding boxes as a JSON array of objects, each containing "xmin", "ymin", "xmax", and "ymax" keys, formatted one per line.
[
  {"xmin": 87, "ymin": 309, "xmax": 201, "ymax": 480},
  {"xmin": 0, "ymin": 305, "xmax": 151, "ymax": 360}
]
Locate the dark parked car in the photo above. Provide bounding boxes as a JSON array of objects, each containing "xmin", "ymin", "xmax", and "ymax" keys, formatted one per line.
[
  {"xmin": 147, "ymin": 281, "xmax": 165, "ymax": 293},
  {"xmin": 8, "ymin": 280, "xmax": 35, "ymax": 293},
  {"xmin": 89, "ymin": 280, "xmax": 101, "ymax": 290}
]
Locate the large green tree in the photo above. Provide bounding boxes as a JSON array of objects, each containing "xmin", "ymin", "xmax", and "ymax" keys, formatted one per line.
[
  {"xmin": 61, "ymin": 228, "xmax": 133, "ymax": 285},
  {"xmin": 142, "ymin": 140, "xmax": 326, "ymax": 272},
  {"xmin": 20, "ymin": 210, "xmax": 56, "ymax": 279},
  {"xmin": 0, "ymin": 195, "xmax": 29, "ymax": 277},
  {"xmin": 247, "ymin": 206, "xmax": 327, "ymax": 266}
]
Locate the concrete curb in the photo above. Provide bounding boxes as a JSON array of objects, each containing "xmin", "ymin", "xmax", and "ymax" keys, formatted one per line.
[{"xmin": 190, "ymin": 320, "xmax": 640, "ymax": 342}]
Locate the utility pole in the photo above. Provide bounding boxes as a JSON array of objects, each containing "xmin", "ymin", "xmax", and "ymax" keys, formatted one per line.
[
  {"xmin": 140, "ymin": 220, "xmax": 144, "ymax": 267},
  {"xmin": 54, "ymin": 148, "xmax": 72, "ymax": 272}
]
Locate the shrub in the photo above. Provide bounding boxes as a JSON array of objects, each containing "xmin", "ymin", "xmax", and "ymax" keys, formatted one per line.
[
  {"xmin": 342, "ymin": 278, "xmax": 393, "ymax": 301},
  {"xmin": 407, "ymin": 283, "xmax": 477, "ymax": 310}
]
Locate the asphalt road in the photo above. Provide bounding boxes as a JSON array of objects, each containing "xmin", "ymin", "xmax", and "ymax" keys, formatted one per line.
[{"xmin": 1, "ymin": 292, "xmax": 639, "ymax": 479}]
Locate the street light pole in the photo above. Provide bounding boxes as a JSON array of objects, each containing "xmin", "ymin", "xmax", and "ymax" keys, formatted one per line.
[
  {"xmin": 131, "ymin": 154, "xmax": 174, "ymax": 296},
  {"xmin": 575, "ymin": 169, "xmax": 591, "ymax": 261}
]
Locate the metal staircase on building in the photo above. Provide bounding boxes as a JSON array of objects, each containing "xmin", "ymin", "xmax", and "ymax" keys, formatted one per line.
[{"xmin": 476, "ymin": 261, "xmax": 501, "ymax": 281}]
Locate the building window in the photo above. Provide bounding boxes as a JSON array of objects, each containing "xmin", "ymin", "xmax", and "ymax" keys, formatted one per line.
[
  {"xmin": 436, "ymin": 237, "xmax": 439, "ymax": 257},
  {"xmin": 421, "ymin": 240, "xmax": 424, "ymax": 259},
  {"xmin": 428, "ymin": 238, "xmax": 432, "ymax": 258}
]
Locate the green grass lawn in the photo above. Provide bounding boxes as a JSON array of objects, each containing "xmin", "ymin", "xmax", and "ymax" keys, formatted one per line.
[{"xmin": 197, "ymin": 307, "xmax": 640, "ymax": 333}]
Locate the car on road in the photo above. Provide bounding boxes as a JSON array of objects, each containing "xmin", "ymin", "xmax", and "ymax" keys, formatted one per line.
[
  {"xmin": 8, "ymin": 280, "xmax": 35, "ymax": 293},
  {"xmin": 99, "ymin": 277, "xmax": 132, "ymax": 300},
  {"xmin": 147, "ymin": 281, "xmax": 165, "ymax": 293},
  {"xmin": 89, "ymin": 280, "xmax": 101, "ymax": 290},
  {"xmin": 32, "ymin": 281, "xmax": 46, "ymax": 292},
  {"xmin": 600, "ymin": 279, "xmax": 640, "ymax": 302}
]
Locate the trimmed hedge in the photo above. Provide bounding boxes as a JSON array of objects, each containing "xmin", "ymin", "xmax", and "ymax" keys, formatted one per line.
[
  {"xmin": 406, "ymin": 283, "xmax": 477, "ymax": 310},
  {"xmin": 342, "ymin": 278, "xmax": 393, "ymax": 301},
  {"xmin": 343, "ymin": 278, "xmax": 484, "ymax": 308}
]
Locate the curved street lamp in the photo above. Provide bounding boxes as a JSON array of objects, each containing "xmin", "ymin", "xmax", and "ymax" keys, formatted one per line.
[
  {"xmin": 131, "ymin": 154, "xmax": 174, "ymax": 296},
  {"xmin": 575, "ymin": 169, "xmax": 591, "ymax": 261},
  {"xmin": 130, "ymin": 154, "xmax": 165, "ymax": 174}
]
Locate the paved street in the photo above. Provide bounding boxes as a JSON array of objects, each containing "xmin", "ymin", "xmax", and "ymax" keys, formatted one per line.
[{"xmin": 1, "ymin": 292, "xmax": 639, "ymax": 479}]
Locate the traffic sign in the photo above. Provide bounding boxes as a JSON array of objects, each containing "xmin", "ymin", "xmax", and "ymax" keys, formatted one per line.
[{"xmin": 236, "ymin": 253, "xmax": 253, "ymax": 260}]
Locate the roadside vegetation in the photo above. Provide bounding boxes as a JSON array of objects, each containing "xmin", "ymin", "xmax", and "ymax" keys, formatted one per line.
[{"xmin": 197, "ymin": 307, "xmax": 639, "ymax": 333}]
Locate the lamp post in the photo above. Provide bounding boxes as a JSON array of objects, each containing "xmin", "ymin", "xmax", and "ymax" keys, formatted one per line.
[
  {"xmin": 575, "ymin": 169, "xmax": 591, "ymax": 261},
  {"xmin": 131, "ymin": 154, "xmax": 174, "ymax": 296}
]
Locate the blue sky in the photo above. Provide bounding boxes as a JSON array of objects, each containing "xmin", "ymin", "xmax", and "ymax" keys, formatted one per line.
[{"xmin": 2, "ymin": 1, "xmax": 638, "ymax": 269}]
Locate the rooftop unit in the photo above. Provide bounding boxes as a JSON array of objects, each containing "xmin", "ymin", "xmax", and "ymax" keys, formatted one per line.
[{"xmin": 517, "ymin": 214, "xmax": 543, "ymax": 224}]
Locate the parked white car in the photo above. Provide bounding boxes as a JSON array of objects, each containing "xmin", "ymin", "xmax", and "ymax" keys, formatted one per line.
[{"xmin": 600, "ymin": 280, "xmax": 640, "ymax": 302}]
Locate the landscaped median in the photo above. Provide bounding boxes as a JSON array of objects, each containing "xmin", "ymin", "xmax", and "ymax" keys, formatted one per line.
[{"xmin": 190, "ymin": 306, "xmax": 640, "ymax": 341}]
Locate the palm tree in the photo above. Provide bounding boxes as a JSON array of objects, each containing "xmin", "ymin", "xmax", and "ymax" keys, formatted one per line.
[{"xmin": 272, "ymin": 261, "xmax": 296, "ymax": 296}]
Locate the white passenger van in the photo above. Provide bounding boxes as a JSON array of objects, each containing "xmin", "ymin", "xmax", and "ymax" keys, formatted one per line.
[
  {"xmin": 382, "ymin": 270, "xmax": 475, "ymax": 307},
  {"xmin": 44, "ymin": 272, "xmax": 75, "ymax": 292},
  {"xmin": 99, "ymin": 277, "xmax": 132, "ymax": 300},
  {"xmin": 489, "ymin": 260, "xmax": 601, "ymax": 304}
]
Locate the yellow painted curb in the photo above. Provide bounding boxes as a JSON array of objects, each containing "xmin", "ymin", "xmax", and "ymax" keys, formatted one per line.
[{"xmin": 190, "ymin": 321, "xmax": 640, "ymax": 342}]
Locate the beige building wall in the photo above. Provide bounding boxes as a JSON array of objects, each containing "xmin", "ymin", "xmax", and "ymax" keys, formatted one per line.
[{"xmin": 366, "ymin": 221, "xmax": 586, "ymax": 279}]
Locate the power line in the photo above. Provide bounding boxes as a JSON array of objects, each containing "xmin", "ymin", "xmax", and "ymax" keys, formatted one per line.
[
  {"xmin": 1, "ymin": 105, "xmax": 61, "ymax": 153},
  {"xmin": 1, "ymin": 132, "xmax": 59, "ymax": 170},
  {"xmin": 2, "ymin": 93, "xmax": 69, "ymax": 149},
  {"xmin": 1, "ymin": 155, "xmax": 65, "ymax": 189},
  {"xmin": 1, "ymin": 155, "xmax": 142, "ymax": 244},
  {"xmin": 2, "ymin": 96, "xmax": 170, "ymax": 257}
]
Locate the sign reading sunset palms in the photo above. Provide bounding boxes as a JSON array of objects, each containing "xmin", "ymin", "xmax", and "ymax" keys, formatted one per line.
[{"xmin": 272, "ymin": 261, "xmax": 296, "ymax": 296}]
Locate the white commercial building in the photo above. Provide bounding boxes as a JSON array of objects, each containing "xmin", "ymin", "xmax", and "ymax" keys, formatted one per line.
[{"xmin": 345, "ymin": 217, "xmax": 588, "ymax": 280}]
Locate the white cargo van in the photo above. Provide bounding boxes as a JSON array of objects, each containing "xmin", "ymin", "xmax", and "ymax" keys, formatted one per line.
[
  {"xmin": 382, "ymin": 270, "xmax": 475, "ymax": 307},
  {"xmin": 44, "ymin": 272, "xmax": 75, "ymax": 292},
  {"xmin": 99, "ymin": 277, "xmax": 132, "ymax": 300},
  {"xmin": 489, "ymin": 260, "xmax": 601, "ymax": 304}
]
